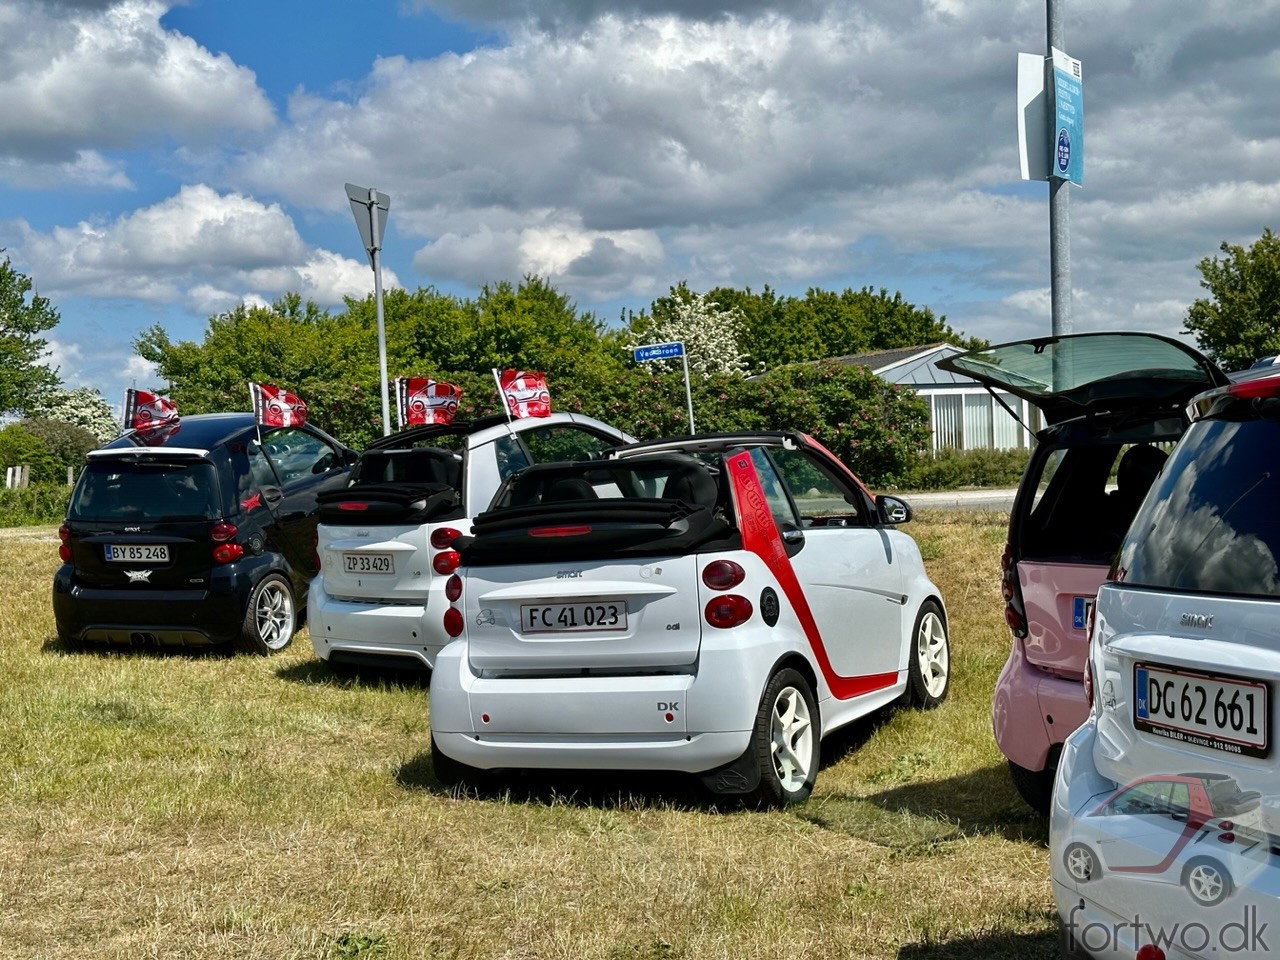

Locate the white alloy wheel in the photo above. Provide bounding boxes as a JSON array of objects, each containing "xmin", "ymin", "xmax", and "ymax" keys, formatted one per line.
[
  {"xmin": 916, "ymin": 610, "xmax": 949, "ymax": 700},
  {"xmin": 1064, "ymin": 842, "xmax": 1098, "ymax": 883},
  {"xmin": 1184, "ymin": 859, "xmax": 1230, "ymax": 906},
  {"xmin": 770, "ymin": 684, "xmax": 815, "ymax": 794}
]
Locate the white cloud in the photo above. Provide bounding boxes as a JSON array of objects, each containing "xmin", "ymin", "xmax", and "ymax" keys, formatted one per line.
[
  {"xmin": 0, "ymin": 0, "xmax": 274, "ymax": 169},
  {"xmin": 15, "ymin": 185, "xmax": 396, "ymax": 309}
]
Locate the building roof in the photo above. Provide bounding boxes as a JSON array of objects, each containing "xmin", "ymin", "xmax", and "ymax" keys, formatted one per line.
[{"xmin": 831, "ymin": 343, "xmax": 972, "ymax": 386}]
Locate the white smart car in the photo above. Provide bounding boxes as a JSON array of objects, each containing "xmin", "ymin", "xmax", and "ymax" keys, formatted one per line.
[
  {"xmin": 308, "ymin": 412, "xmax": 631, "ymax": 671},
  {"xmin": 428, "ymin": 431, "xmax": 951, "ymax": 806},
  {"xmin": 1053, "ymin": 370, "xmax": 1280, "ymax": 959}
]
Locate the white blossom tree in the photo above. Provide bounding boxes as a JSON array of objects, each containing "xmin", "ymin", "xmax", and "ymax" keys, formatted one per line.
[
  {"xmin": 629, "ymin": 288, "xmax": 749, "ymax": 377},
  {"xmin": 29, "ymin": 386, "xmax": 120, "ymax": 443}
]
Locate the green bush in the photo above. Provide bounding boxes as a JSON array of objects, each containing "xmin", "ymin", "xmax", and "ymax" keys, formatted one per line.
[
  {"xmin": 901, "ymin": 446, "xmax": 1031, "ymax": 490},
  {"xmin": 18, "ymin": 417, "xmax": 98, "ymax": 477},
  {"xmin": 0, "ymin": 483, "xmax": 71, "ymax": 526},
  {"xmin": 0, "ymin": 424, "xmax": 61, "ymax": 484}
]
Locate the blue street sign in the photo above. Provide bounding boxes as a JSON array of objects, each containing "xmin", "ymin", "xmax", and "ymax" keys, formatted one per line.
[
  {"xmin": 1051, "ymin": 48, "xmax": 1084, "ymax": 185},
  {"xmin": 634, "ymin": 341, "xmax": 685, "ymax": 363}
]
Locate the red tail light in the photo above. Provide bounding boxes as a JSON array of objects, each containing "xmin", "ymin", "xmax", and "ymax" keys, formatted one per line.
[
  {"xmin": 1083, "ymin": 658, "xmax": 1095, "ymax": 708},
  {"xmin": 1000, "ymin": 544, "xmax": 1013, "ymax": 573},
  {"xmin": 433, "ymin": 550, "xmax": 460, "ymax": 574},
  {"xmin": 702, "ymin": 560, "xmax": 745, "ymax": 590},
  {"xmin": 337, "ymin": 501, "xmax": 368, "ymax": 511},
  {"xmin": 445, "ymin": 574, "xmax": 463, "ymax": 602},
  {"xmin": 431, "ymin": 527, "xmax": 462, "ymax": 549},
  {"xmin": 1004, "ymin": 605, "xmax": 1027, "ymax": 636},
  {"xmin": 58, "ymin": 523, "xmax": 71, "ymax": 562},
  {"xmin": 58, "ymin": 544, "xmax": 71, "ymax": 562},
  {"xmin": 704, "ymin": 594, "xmax": 752, "ymax": 629},
  {"xmin": 1136, "ymin": 944, "xmax": 1166, "ymax": 960},
  {"xmin": 210, "ymin": 522, "xmax": 237, "ymax": 543},
  {"xmin": 58, "ymin": 523, "xmax": 70, "ymax": 542},
  {"xmin": 443, "ymin": 607, "xmax": 464, "ymax": 637},
  {"xmin": 213, "ymin": 542, "xmax": 244, "ymax": 564}
]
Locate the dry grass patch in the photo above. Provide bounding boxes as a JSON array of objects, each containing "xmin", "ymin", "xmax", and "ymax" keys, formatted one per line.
[{"xmin": 0, "ymin": 514, "xmax": 1058, "ymax": 959}]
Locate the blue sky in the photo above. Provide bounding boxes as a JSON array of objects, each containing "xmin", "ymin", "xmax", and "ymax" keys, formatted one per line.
[{"xmin": 3, "ymin": 0, "xmax": 1280, "ymax": 415}]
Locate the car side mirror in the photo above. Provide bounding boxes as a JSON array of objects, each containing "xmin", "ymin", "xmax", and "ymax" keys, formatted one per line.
[{"xmin": 877, "ymin": 495, "xmax": 912, "ymax": 525}]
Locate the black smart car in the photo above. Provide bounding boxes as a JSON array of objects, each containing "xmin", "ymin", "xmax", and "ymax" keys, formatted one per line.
[{"xmin": 52, "ymin": 413, "xmax": 355, "ymax": 654}]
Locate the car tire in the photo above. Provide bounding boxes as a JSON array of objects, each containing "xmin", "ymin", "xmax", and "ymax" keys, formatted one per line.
[
  {"xmin": 1063, "ymin": 842, "xmax": 1099, "ymax": 884},
  {"xmin": 1183, "ymin": 856, "xmax": 1232, "ymax": 906},
  {"xmin": 237, "ymin": 574, "xmax": 297, "ymax": 655},
  {"xmin": 431, "ymin": 734, "xmax": 485, "ymax": 791},
  {"xmin": 1008, "ymin": 760, "xmax": 1055, "ymax": 816},
  {"xmin": 906, "ymin": 600, "xmax": 949, "ymax": 708},
  {"xmin": 746, "ymin": 667, "xmax": 820, "ymax": 808}
]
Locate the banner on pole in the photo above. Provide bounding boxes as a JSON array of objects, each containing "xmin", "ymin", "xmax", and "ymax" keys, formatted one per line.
[
  {"xmin": 396, "ymin": 377, "xmax": 461, "ymax": 427},
  {"xmin": 495, "ymin": 369, "xmax": 552, "ymax": 419},
  {"xmin": 1050, "ymin": 47, "xmax": 1084, "ymax": 185},
  {"xmin": 250, "ymin": 382, "xmax": 309, "ymax": 428}
]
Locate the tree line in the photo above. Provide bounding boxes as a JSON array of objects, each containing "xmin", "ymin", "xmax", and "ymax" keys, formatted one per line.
[{"xmin": 3, "ymin": 226, "xmax": 1280, "ymax": 487}]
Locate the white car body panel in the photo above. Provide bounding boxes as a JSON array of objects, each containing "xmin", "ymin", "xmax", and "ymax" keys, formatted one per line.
[
  {"xmin": 308, "ymin": 413, "xmax": 630, "ymax": 669},
  {"xmin": 429, "ymin": 433, "xmax": 947, "ymax": 790}
]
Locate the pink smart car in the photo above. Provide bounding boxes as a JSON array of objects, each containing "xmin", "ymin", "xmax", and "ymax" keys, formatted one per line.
[{"xmin": 938, "ymin": 333, "xmax": 1227, "ymax": 813}]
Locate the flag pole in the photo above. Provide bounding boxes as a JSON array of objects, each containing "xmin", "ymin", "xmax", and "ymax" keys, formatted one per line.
[{"xmin": 492, "ymin": 368, "xmax": 514, "ymax": 424}]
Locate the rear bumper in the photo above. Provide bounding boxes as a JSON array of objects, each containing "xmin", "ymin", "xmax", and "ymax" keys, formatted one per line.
[
  {"xmin": 428, "ymin": 639, "xmax": 766, "ymax": 774},
  {"xmin": 51, "ymin": 564, "xmax": 247, "ymax": 646},
  {"xmin": 993, "ymin": 638, "xmax": 1089, "ymax": 771},
  {"xmin": 307, "ymin": 577, "xmax": 442, "ymax": 669}
]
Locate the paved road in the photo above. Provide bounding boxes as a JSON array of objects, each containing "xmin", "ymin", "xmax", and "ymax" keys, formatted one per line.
[{"xmin": 900, "ymin": 488, "xmax": 1017, "ymax": 512}]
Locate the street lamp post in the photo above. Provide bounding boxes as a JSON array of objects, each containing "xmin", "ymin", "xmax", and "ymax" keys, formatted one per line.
[{"xmin": 345, "ymin": 183, "xmax": 393, "ymax": 436}]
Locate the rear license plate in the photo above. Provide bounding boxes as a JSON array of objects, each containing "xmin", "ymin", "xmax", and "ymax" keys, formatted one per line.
[
  {"xmin": 343, "ymin": 553, "xmax": 394, "ymax": 574},
  {"xmin": 105, "ymin": 544, "xmax": 169, "ymax": 563},
  {"xmin": 1134, "ymin": 663, "xmax": 1269, "ymax": 758},
  {"xmin": 1072, "ymin": 596, "xmax": 1095, "ymax": 631},
  {"xmin": 521, "ymin": 600, "xmax": 627, "ymax": 634}
]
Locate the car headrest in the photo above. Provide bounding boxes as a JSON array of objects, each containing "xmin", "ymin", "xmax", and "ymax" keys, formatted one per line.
[
  {"xmin": 663, "ymin": 463, "xmax": 717, "ymax": 511},
  {"xmin": 543, "ymin": 477, "xmax": 599, "ymax": 502}
]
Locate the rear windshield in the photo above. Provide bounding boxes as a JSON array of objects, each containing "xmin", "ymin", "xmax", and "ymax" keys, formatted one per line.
[
  {"xmin": 1116, "ymin": 417, "xmax": 1280, "ymax": 598},
  {"xmin": 70, "ymin": 460, "xmax": 220, "ymax": 521}
]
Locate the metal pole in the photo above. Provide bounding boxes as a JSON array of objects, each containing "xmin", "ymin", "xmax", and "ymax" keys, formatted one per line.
[
  {"xmin": 371, "ymin": 242, "xmax": 391, "ymax": 436},
  {"xmin": 681, "ymin": 352, "xmax": 696, "ymax": 434},
  {"xmin": 1047, "ymin": 0, "xmax": 1070, "ymax": 341}
]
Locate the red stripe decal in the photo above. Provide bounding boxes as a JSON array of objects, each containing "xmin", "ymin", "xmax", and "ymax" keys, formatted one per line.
[{"xmin": 726, "ymin": 452, "xmax": 898, "ymax": 701}]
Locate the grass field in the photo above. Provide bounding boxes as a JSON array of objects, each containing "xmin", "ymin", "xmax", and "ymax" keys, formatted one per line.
[{"xmin": 0, "ymin": 512, "xmax": 1061, "ymax": 960}]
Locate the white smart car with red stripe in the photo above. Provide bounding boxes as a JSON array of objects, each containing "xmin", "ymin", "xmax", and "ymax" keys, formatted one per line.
[{"xmin": 428, "ymin": 432, "xmax": 950, "ymax": 805}]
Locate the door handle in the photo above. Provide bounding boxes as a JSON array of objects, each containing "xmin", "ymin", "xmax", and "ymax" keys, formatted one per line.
[{"xmin": 782, "ymin": 529, "xmax": 805, "ymax": 545}]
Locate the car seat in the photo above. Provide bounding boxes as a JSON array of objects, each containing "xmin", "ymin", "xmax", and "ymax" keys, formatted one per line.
[{"xmin": 1109, "ymin": 444, "xmax": 1167, "ymax": 539}]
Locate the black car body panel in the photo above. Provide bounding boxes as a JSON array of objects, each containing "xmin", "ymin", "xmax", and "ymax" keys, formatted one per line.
[{"xmin": 53, "ymin": 413, "xmax": 353, "ymax": 649}]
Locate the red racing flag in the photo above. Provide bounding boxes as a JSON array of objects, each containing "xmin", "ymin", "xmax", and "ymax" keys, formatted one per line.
[
  {"xmin": 123, "ymin": 388, "xmax": 179, "ymax": 432},
  {"xmin": 249, "ymin": 382, "xmax": 308, "ymax": 427},
  {"xmin": 396, "ymin": 377, "xmax": 462, "ymax": 428},
  {"xmin": 495, "ymin": 369, "xmax": 552, "ymax": 419}
]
